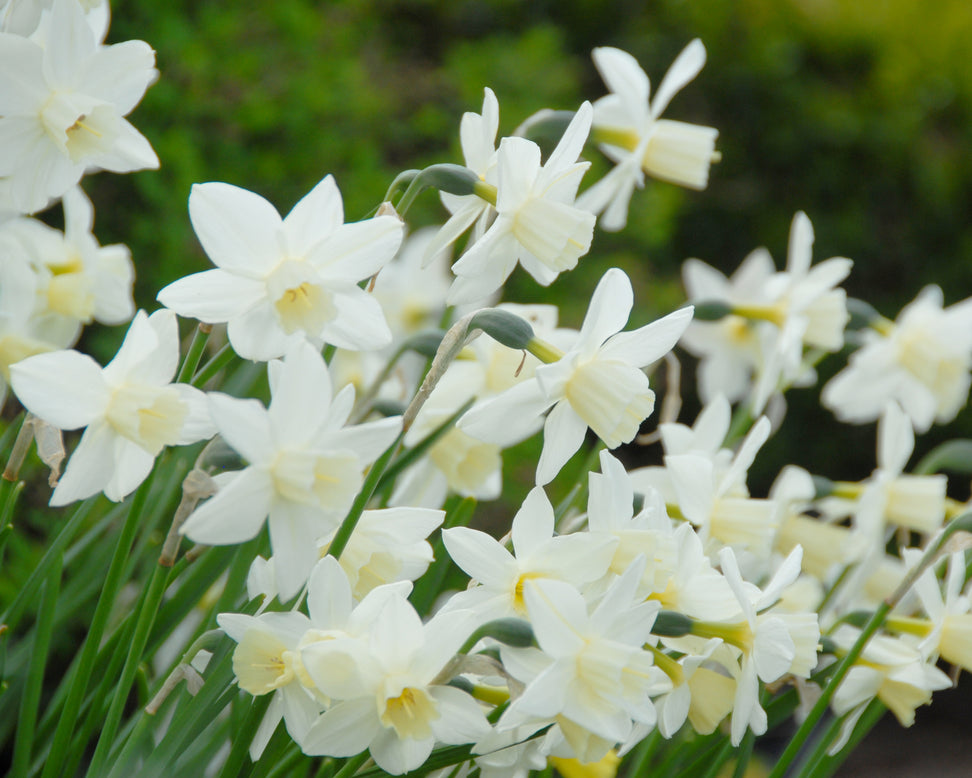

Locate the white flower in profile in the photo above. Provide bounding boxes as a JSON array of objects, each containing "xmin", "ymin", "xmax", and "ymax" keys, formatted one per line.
[
  {"xmin": 158, "ymin": 176, "xmax": 403, "ymax": 361},
  {"xmin": 423, "ymin": 87, "xmax": 500, "ymax": 267},
  {"xmin": 216, "ymin": 609, "xmax": 318, "ymax": 760},
  {"xmin": 716, "ymin": 546, "xmax": 818, "ymax": 746},
  {"xmin": 9, "ymin": 309, "xmax": 214, "ymax": 505},
  {"xmin": 300, "ymin": 593, "xmax": 490, "ymax": 775},
  {"xmin": 822, "ymin": 285, "xmax": 972, "ymax": 432},
  {"xmin": 0, "ymin": 0, "xmax": 159, "ymax": 213},
  {"xmin": 751, "ymin": 212, "xmax": 852, "ymax": 412},
  {"xmin": 680, "ymin": 250, "xmax": 776, "ymax": 403},
  {"xmin": 1, "ymin": 186, "xmax": 134, "ymax": 343},
  {"xmin": 460, "ymin": 268, "xmax": 693, "ymax": 484},
  {"xmin": 828, "ymin": 625, "xmax": 951, "ymax": 755},
  {"xmin": 577, "ymin": 40, "xmax": 719, "ymax": 231},
  {"xmin": 179, "ymin": 341, "xmax": 402, "ymax": 600},
  {"xmin": 447, "ymin": 103, "xmax": 595, "ymax": 305}
]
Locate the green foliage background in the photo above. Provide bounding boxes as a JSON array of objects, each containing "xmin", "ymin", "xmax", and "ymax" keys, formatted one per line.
[{"xmin": 80, "ymin": 0, "xmax": 972, "ymax": 485}]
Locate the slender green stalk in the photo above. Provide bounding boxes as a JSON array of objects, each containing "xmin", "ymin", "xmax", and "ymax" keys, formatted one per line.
[
  {"xmin": 10, "ymin": 550, "xmax": 61, "ymax": 778},
  {"xmin": 1, "ymin": 496, "xmax": 97, "ymax": 630},
  {"xmin": 411, "ymin": 496, "xmax": 477, "ymax": 614},
  {"xmin": 698, "ymin": 739, "xmax": 735, "ymax": 778},
  {"xmin": 40, "ymin": 479, "xmax": 153, "ymax": 778},
  {"xmin": 625, "ymin": 728, "xmax": 661, "ymax": 776},
  {"xmin": 730, "ymin": 730, "xmax": 755, "ymax": 778},
  {"xmin": 332, "ymin": 752, "xmax": 372, "ymax": 778},
  {"xmin": 192, "ymin": 342, "xmax": 237, "ymax": 387},
  {"xmin": 0, "ymin": 478, "xmax": 23, "ymax": 562},
  {"xmin": 805, "ymin": 700, "xmax": 885, "ymax": 778},
  {"xmin": 328, "ymin": 431, "xmax": 404, "ymax": 560},
  {"xmin": 375, "ymin": 401, "xmax": 473, "ymax": 491},
  {"xmin": 86, "ymin": 561, "xmax": 174, "ymax": 775},
  {"xmin": 216, "ymin": 694, "xmax": 273, "ymax": 778},
  {"xmin": 178, "ymin": 324, "xmax": 213, "ymax": 383}
]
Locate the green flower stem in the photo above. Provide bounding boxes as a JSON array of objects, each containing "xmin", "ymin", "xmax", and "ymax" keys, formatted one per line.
[
  {"xmin": 524, "ymin": 337, "xmax": 564, "ymax": 364},
  {"xmin": 699, "ymin": 739, "xmax": 736, "ymax": 778},
  {"xmin": 132, "ymin": 642, "xmax": 236, "ymax": 778},
  {"xmin": 332, "ymin": 752, "xmax": 373, "ymax": 778},
  {"xmin": 767, "ymin": 510, "xmax": 972, "ymax": 778},
  {"xmin": 328, "ymin": 431, "xmax": 405, "ymax": 560},
  {"xmin": 0, "ymin": 478, "xmax": 23, "ymax": 562},
  {"xmin": 39, "ymin": 479, "xmax": 153, "ymax": 778},
  {"xmin": 791, "ymin": 713, "xmax": 844, "ymax": 778},
  {"xmin": 177, "ymin": 323, "xmax": 213, "ymax": 384},
  {"xmin": 0, "ymin": 496, "xmax": 96, "ymax": 631},
  {"xmin": 9, "ymin": 550, "xmax": 61, "ymax": 778},
  {"xmin": 806, "ymin": 700, "xmax": 885, "ymax": 778},
  {"xmin": 554, "ymin": 441, "xmax": 604, "ymax": 525},
  {"xmin": 731, "ymin": 730, "xmax": 755, "ymax": 778},
  {"xmin": 216, "ymin": 694, "xmax": 273, "ymax": 778},
  {"xmin": 62, "ymin": 612, "xmax": 139, "ymax": 778},
  {"xmin": 411, "ymin": 496, "xmax": 477, "ymax": 615},
  {"xmin": 376, "ymin": 401, "xmax": 473, "ymax": 493},
  {"xmin": 723, "ymin": 403, "xmax": 755, "ymax": 449},
  {"xmin": 191, "ymin": 342, "xmax": 237, "ymax": 388},
  {"xmin": 627, "ymin": 728, "xmax": 662, "ymax": 776},
  {"xmin": 86, "ymin": 561, "xmax": 174, "ymax": 776}
]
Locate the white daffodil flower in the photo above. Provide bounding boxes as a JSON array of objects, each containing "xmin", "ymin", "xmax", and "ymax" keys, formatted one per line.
[
  {"xmin": 316, "ymin": 506, "xmax": 444, "ymax": 601},
  {"xmin": 577, "ymin": 40, "xmax": 719, "ymax": 231},
  {"xmin": 158, "ymin": 176, "xmax": 403, "ymax": 361},
  {"xmin": 665, "ymin": 415, "xmax": 778, "ymax": 556},
  {"xmin": 300, "ymin": 593, "xmax": 490, "ymax": 775},
  {"xmin": 179, "ymin": 340, "xmax": 402, "ymax": 600},
  {"xmin": 9, "ymin": 309, "xmax": 214, "ymax": 505},
  {"xmin": 751, "ymin": 212, "xmax": 852, "ymax": 413},
  {"xmin": 0, "ymin": 253, "xmax": 58, "ymax": 406},
  {"xmin": 828, "ymin": 625, "xmax": 951, "ymax": 755},
  {"xmin": 1, "ymin": 186, "xmax": 134, "ymax": 340},
  {"xmin": 823, "ymin": 284, "xmax": 972, "ymax": 432},
  {"xmin": 460, "ymin": 268, "xmax": 693, "ymax": 484},
  {"xmin": 441, "ymin": 486, "xmax": 617, "ymax": 622},
  {"xmin": 680, "ymin": 250, "xmax": 777, "ymax": 404},
  {"xmin": 1, "ymin": 0, "xmax": 109, "ymax": 39},
  {"xmin": 216, "ymin": 609, "xmax": 319, "ymax": 760},
  {"xmin": 497, "ymin": 562, "xmax": 668, "ymax": 763},
  {"xmin": 423, "ymin": 88, "xmax": 500, "ymax": 268},
  {"xmin": 0, "ymin": 0, "xmax": 159, "ymax": 213},
  {"xmin": 446, "ymin": 103, "xmax": 595, "ymax": 304},
  {"xmin": 909, "ymin": 550, "xmax": 972, "ymax": 674},
  {"xmin": 716, "ymin": 546, "xmax": 818, "ymax": 746}
]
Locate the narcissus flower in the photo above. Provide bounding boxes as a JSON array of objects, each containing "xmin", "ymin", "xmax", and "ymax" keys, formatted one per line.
[
  {"xmin": 460, "ymin": 268, "xmax": 693, "ymax": 484},
  {"xmin": 823, "ymin": 285, "xmax": 972, "ymax": 432},
  {"xmin": 300, "ymin": 593, "xmax": 490, "ymax": 775},
  {"xmin": 9, "ymin": 309, "xmax": 213, "ymax": 504},
  {"xmin": 0, "ymin": 0, "xmax": 159, "ymax": 213},
  {"xmin": 578, "ymin": 40, "xmax": 719, "ymax": 231},
  {"xmin": 446, "ymin": 104, "xmax": 595, "ymax": 304},
  {"xmin": 179, "ymin": 341, "xmax": 401, "ymax": 600},
  {"xmin": 158, "ymin": 176, "xmax": 403, "ymax": 361}
]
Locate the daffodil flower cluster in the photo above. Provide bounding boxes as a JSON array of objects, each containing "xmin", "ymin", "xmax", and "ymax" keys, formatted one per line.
[{"xmin": 5, "ymin": 6, "xmax": 972, "ymax": 778}]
